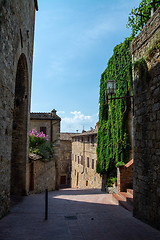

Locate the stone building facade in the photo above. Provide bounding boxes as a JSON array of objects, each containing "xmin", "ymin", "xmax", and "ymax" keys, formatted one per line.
[
  {"xmin": 71, "ymin": 130, "xmax": 102, "ymax": 189},
  {"xmin": 131, "ymin": 7, "xmax": 160, "ymax": 230},
  {"xmin": 59, "ymin": 133, "xmax": 75, "ymax": 188},
  {"xmin": 0, "ymin": 0, "xmax": 37, "ymax": 218},
  {"xmin": 30, "ymin": 109, "xmax": 61, "ymax": 189}
]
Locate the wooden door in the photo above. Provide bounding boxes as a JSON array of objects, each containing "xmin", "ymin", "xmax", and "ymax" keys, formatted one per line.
[{"xmin": 60, "ymin": 175, "xmax": 67, "ymax": 185}]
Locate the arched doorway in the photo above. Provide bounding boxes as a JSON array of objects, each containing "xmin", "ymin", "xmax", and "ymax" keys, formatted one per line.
[{"xmin": 11, "ymin": 54, "xmax": 29, "ymax": 195}]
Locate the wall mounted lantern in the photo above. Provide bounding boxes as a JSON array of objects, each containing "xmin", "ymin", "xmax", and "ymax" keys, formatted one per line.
[
  {"xmin": 106, "ymin": 80, "xmax": 134, "ymax": 111},
  {"xmin": 107, "ymin": 80, "xmax": 116, "ymax": 96}
]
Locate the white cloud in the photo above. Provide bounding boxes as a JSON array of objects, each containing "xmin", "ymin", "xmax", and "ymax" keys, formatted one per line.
[
  {"xmin": 61, "ymin": 111, "xmax": 95, "ymax": 133},
  {"xmin": 57, "ymin": 111, "xmax": 65, "ymax": 115},
  {"xmin": 70, "ymin": 111, "xmax": 92, "ymax": 121}
]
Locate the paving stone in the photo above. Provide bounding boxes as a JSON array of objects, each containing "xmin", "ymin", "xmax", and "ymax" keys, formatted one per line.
[{"xmin": 0, "ymin": 189, "xmax": 160, "ymax": 240}]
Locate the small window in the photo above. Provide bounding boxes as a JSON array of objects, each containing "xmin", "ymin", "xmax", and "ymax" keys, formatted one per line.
[
  {"xmin": 81, "ymin": 156, "xmax": 83, "ymax": 165},
  {"xmin": 75, "ymin": 169, "xmax": 76, "ymax": 176},
  {"xmin": 75, "ymin": 155, "xmax": 77, "ymax": 162},
  {"xmin": 87, "ymin": 157, "xmax": 89, "ymax": 168},
  {"xmin": 78, "ymin": 156, "xmax": 80, "ymax": 164},
  {"xmin": 92, "ymin": 159, "xmax": 94, "ymax": 169},
  {"xmin": 82, "ymin": 137, "xmax": 83, "ymax": 142},
  {"xmin": 40, "ymin": 127, "xmax": 46, "ymax": 135},
  {"xmin": 91, "ymin": 135, "xmax": 94, "ymax": 144},
  {"xmin": 86, "ymin": 180, "xmax": 88, "ymax": 186}
]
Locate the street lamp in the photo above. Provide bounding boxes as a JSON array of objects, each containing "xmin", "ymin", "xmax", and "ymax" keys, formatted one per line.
[
  {"xmin": 106, "ymin": 80, "xmax": 134, "ymax": 109},
  {"xmin": 107, "ymin": 80, "xmax": 116, "ymax": 95}
]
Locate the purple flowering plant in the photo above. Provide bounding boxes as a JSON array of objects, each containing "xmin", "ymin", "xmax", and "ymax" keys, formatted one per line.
[{"xmin": 29, "ymin": 129, "xmax": 53, "ymax": 159}]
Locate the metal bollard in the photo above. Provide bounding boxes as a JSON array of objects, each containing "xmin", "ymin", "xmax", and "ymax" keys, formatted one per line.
[{"xmin": 45, "ymin": 188, "xmax": 48, "ymax": 220}]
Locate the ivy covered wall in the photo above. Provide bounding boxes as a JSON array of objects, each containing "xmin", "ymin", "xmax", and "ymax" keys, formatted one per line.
[{"xmin": 96, "ymin": 37, "xmax": 133, "ymax": 181}]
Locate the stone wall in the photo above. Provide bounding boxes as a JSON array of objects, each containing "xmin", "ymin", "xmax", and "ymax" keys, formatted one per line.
[
  {"xmin": 0, "ymin": 1, "xmax": 36, "ymax": 218},
  {"xmin": 29, "ymin": 159, "xmax": 56, "ymax": 193},
  {"xmin": 30, "ymin": 110, "xmax": 61, "ymax": 189},
  {"xmin": 131, "ymin": 7, "xmax": 160, "ymax": 230},
  {"xmin": 60, "ymin": 133, "xmax": 74, "ymax": 187},
  {"xmin": 71, "ymin": 131, "xmax": 102, "ymax": 189}
]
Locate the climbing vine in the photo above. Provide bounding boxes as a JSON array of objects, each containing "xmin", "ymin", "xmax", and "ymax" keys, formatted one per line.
[{"xmin": 96, "ymin": 37, "xmax": 133, "ymax": 181}]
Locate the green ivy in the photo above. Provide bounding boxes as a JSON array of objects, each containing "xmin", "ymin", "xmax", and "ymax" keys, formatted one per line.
[{"xmin": 96, "ymin": 37, "xmax": 133, "ymax": 178}]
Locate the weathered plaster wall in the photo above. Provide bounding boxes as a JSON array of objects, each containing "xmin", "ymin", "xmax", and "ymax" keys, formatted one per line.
[
  {"xmin": 30, "ymin": 120, "xmax": 52, "ymax": 136},
  {"xmin": 0, "ymin": 0, "xmax": 36, "ymax": 218},
  {"xmin": 131, "ymin": 7, "xmax": 160, "ymax": 230}
]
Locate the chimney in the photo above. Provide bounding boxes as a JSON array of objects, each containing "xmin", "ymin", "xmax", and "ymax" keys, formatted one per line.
[{"xmin": 51, "ymin": 109, "xmax": 56, "ymax": 117}]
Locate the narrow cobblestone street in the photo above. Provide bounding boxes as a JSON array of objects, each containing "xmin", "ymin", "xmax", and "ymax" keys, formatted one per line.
[{"xmin": 0, "ymin": 189, "xmax": 160, "ymax": 240}]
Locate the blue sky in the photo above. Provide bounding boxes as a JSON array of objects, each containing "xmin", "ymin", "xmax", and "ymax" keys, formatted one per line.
[{"xmin": 31, "ymin": 0, "xmax": 141, "ymax": 132}]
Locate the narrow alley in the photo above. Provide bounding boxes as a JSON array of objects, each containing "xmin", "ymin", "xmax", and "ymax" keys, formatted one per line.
[{"xmin": 0, "ymin": 189, "xmax": 160, "ymax": 240}]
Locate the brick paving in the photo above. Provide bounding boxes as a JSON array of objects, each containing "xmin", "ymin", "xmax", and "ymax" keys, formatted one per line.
[{"xmin": 0, "ymin": 188, "xmax": 160, "ymax": 240}]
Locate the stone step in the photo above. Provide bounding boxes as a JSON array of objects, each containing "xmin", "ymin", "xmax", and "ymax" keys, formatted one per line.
[
  {"xmin": 120, "ymin": 192, "xmax": 133, "ymax": 205},
  {"xmin": 127, "ymin": 189, "xmax": 133, "ymax": 196},
  {"xmin": 112, "ymin": 193, "xmax": 133, "ymax": 212}
]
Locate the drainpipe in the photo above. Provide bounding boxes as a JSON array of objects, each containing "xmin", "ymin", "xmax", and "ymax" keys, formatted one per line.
[{"xmin": 50, "ymin": 119, "xmax": 52, "ymax": 143}]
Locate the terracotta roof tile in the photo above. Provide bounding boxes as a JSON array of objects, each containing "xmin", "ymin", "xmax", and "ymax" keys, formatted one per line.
[{"xmin": 30, "ymin": 112, "xmax": 61, "ymax": 121}]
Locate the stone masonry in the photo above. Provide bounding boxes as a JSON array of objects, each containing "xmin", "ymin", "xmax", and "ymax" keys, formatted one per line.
[
  {"xmin": 60, "ymin": 133, "xmax": 75, "ymax": 187},
  {"xmin": 30, "ymin": 109, "xmax": 61, "ymax": 189},
  {"xmin": 0, "ymin": 0, "xmax": 37, "ymax": 218},
  {"xmin": 29, "ymin": 154, "xmax": 56, "ymax": 193},
  {"xmin": 131, "ymin": 7, "xmax": 160, "ymax": 230},
  {"xmin": 71, "ymin": 129, "xmax": 102, "ymax": 189}
]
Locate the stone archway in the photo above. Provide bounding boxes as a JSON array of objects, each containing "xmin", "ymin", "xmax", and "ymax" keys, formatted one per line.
[{"xmin": 11, "ymin": 54, "xmax": 29, "ymax": 195}]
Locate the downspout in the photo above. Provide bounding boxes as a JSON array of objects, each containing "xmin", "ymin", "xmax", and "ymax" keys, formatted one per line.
[{"xmin": 50, "ymin": 119, "xmax": 53, "ymax": 143}]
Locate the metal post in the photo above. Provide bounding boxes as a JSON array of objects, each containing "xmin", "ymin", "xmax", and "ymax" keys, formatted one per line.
[{"xmin": 45, "ymin": 189, "xmax": 48, "ymax": 220}]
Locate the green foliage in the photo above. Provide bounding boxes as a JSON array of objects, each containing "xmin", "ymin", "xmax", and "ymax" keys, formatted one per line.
[
  {"xmin": 29, "ymin": 134, "xmax": 46, "ymax": 148},
  {"xmin": 29, "ymin": 129, "xmax": 53, "ymax": 160},
  {"xmin": 127, "ymin": 0, "xmax": 160, "ymax": 37},
  {"xmin": 97, "ymin": 37, "xmax": 132, "ymax": 178},
  {"xmin": 36, "ymin": 141, "xmax": 53, "ymax": 159},
  {"xmin": 146, "ymin": 37, "xmax": 160, "ymax": 61},
  {"xmin": 116, "ymin": 161, "xmax": 125, "ymax": 168},
  {"xmin": 106, "ymin": 177, "xmax": 117, "ymax": 187}
]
